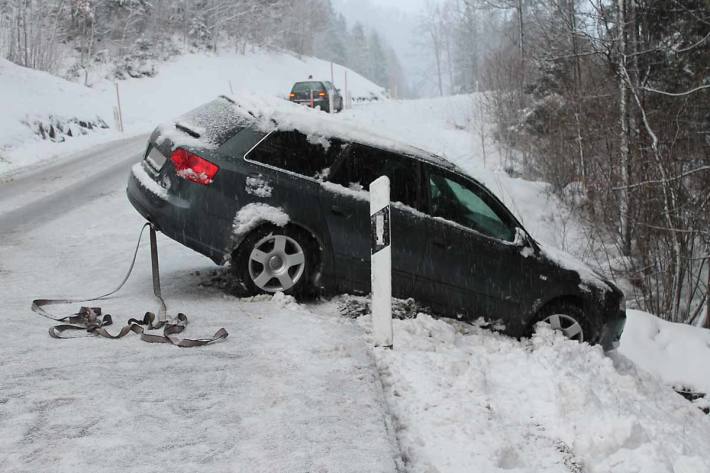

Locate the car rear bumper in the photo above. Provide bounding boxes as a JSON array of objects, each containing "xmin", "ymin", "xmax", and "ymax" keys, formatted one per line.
[
  {"xmin": 289, "ymin": 98, "xmax": 330, "ymax": 109},
  {"xmin": 126, "ymin": 163, "xmax": 226, "ymax": 264}
]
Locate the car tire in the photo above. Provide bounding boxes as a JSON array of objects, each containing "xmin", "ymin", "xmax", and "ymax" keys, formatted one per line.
[
  {"xmin": 532, "ymin": 301, "xmax": 596, "ymax": 344},
  {"xmin": 231, "ymin": 224, "xmax": 317, "ymax": 298}
]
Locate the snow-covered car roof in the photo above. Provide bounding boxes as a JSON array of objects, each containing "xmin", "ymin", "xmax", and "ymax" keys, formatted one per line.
[{"xmin": 220, "ymin": 94, "xmax": 461, "ymax": 173}]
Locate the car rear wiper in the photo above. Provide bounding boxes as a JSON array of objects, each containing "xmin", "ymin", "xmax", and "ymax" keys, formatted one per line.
[{"xmin": 175, "ymin": 122, "xmax": 200, "ymax": 138}]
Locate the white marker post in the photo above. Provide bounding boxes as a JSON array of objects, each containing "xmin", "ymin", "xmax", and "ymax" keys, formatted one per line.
[{"xmin": 370, "ymin": 176, "xmax": 393, "ymax": 348}]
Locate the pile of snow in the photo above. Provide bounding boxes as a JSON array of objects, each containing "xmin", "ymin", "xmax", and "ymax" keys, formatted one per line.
[
  {"xmin": 360, "ymin": 313, "xmax": 710, "ymax": 473},
  {"xmin": 619, "ymin": 309, "xmax": 710, "ymax": 395},
  {"xmin": 0, "ymin": 50, "xmax": 385, "ymax": 175}
]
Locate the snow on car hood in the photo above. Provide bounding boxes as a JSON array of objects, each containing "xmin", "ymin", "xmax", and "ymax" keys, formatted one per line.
[{"xmin": 537, "ymin": 241, "xmax": 613, "ymax": 293}]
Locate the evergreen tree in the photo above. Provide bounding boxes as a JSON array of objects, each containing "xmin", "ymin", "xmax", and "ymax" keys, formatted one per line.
[
  {"xmin": 347, "ymin": 22, "xmax": 370, "ymax": 77},
  {"xmin": 367, "ymin": 31, "xmax": 388, "ymax": 87}
]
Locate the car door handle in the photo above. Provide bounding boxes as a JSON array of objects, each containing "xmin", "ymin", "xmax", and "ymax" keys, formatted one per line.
[{"xmin": 330, "ymin": 204, "xmax": 351, "ymax": 217}]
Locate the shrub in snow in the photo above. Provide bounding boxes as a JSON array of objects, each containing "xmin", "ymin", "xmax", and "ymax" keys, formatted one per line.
[
  {"xmin": 112, "ymin": 38, "xmax": 160, "ymax": 80},
  {"xmin": 24, "ymin": 115, "xmax": 109, "ymax": 142}
]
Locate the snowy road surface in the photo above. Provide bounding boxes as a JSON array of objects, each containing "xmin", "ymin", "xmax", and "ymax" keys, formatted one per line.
[
  {"xmin": 0, "ymin": 134, "xmax": 146, "ymax": 234},
  {"xmin": 2, "ymin": 98, "xmax": 710, "ymax": 473}
]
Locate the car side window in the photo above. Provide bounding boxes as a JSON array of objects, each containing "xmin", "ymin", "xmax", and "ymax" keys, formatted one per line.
[
  {"xmin": 328, "ymin": 145, "xmax": 420, "ymax": 209},
  {"xmin": 427, "ymin": 169, "xmax": 516, "ymax": 242},
  {"xmin": 219, "ymin": 127, "xmax": 267, "ymax": 160},
  {"xmin": 246, "ymin": 130, "xmax": 342, "ymax": 179}
]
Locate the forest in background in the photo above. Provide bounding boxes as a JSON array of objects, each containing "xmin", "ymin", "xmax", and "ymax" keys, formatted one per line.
[
  {"xmin": 423, "ymin": 0, "xmax": 709, "ymax": 324},
  {"xmin": 0, "ymin": 0, "xmax": 408, "ymax": 94}
]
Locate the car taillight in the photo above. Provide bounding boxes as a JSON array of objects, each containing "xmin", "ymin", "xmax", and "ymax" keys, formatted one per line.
[
  {"xmin": 319, "ymin": 91, "xmax": 327, "ymax": 97},
  {"xmin": 170, "ymin": 148, "xmax": 219, "ymax": 186}
]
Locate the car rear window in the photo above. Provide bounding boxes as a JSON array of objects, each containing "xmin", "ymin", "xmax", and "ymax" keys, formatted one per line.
[
  {"xmin": 175, "ymin": 97, "xmax": 247, "ymax": 146},
  {"xmin": 291, "ymin": 82, "xmax": 325, "ymax": 93}
]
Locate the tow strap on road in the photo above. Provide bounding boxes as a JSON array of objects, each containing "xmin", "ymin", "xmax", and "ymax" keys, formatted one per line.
[{"xmin": 31, "ymin": 223, "xmax": 228, "ymax": 347}]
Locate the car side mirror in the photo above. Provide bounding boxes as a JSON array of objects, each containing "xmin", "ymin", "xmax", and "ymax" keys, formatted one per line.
[{"xmin": 515, "ymin": 227, "xmax": 538, "ymax": 254}]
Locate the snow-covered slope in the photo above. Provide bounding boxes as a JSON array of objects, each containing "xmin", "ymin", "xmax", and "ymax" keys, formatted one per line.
[
  {"xmin": 0, "ymin": 58, "xmax": 113, "ymax": 158},
  {"xmin": 620, "ymin": 310, "xmax": 710, "ymax": 395},
  {"xmin": 0, "ymin": 51, "xmax": 385, "ymax": 176}
]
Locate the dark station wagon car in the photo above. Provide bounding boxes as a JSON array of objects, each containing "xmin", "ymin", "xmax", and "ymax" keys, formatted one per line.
[{"xmin": 127, "ymin": 96, "xmax": 626, "ymax": 349}]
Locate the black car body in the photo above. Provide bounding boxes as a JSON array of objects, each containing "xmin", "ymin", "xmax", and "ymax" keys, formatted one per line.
[
  {"xmin": 127, "ymin": 96, "xmax": 626, "ymax": 349},
  {"xmin": 289, "ymin": 80, "xmax": 343, "ymax": 113}
]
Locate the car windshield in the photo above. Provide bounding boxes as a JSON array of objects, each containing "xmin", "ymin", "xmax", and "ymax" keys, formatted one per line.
[{"xmin": 292, "ymin": 81, "xmax": 325, "ymax": 93}]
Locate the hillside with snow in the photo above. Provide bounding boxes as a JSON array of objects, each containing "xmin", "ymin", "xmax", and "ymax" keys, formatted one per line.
[{"xmin": 0, "ymin": 51, "xmax": 385, "ymax": 176}]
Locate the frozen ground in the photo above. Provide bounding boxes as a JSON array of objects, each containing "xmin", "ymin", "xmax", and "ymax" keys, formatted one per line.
[{"xmin": 1, "ymin": 83, "xmax": 709, "ymax": 471}]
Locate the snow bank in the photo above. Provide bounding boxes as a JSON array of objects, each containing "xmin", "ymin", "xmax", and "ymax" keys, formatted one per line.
[
  {"xmin": 619, "ymin": 309, "xmax": 710, "ymax": 394},
  {"xmin": 1, "ymin": 50, "xmax": 384, "ymax": 176},
  {"xmin": 365, "ymin": 313, "xmax": 710, "ymax": 473}
]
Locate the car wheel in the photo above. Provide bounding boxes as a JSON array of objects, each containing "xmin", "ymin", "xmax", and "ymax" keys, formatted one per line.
[
  {"xmin": 533, "ymin": 302, "xmax": 595, "ymax": 344},
  {"xmin": 232, "ymin": 225, "xmax": 316, "ymax": 297}
]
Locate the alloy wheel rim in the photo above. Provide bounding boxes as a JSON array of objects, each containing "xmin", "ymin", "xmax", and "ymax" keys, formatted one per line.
[
  {"xmin": 541, "ymin": 313, "xmax": 584, "ymax": 342},
  {"xmin": 248, "ymin": 234, "xmax": 305, "ymax": 292}
]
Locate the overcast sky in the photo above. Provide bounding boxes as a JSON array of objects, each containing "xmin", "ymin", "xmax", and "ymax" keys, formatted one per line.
[
  {"xmin": 368, "ymin": 0, "xmax": 432, "ymax": 14},
  {"xmin": 333, "ymin": 0, "xmax": 440, "ymax": 97}
]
